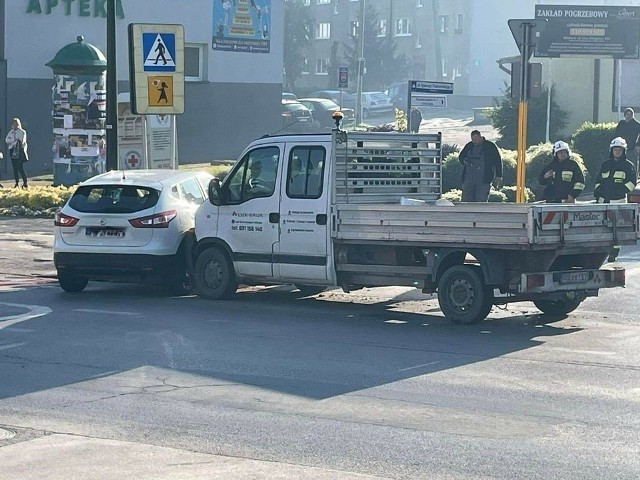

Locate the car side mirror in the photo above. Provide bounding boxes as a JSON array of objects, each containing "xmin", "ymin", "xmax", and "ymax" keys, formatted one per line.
[{"xmin": 208, "ymin": 178, "xmax": 223, "ymax": 206}]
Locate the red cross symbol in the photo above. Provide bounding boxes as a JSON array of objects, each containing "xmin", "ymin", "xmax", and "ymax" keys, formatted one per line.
[{"xmin": 126, "ymin": 152, "xmax": 140, "ymax": 169}]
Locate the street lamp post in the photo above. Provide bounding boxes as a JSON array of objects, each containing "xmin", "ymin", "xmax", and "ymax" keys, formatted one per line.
[{"xmin": 355, "ymin": 0, "xmax": 366, "ymax": 124}]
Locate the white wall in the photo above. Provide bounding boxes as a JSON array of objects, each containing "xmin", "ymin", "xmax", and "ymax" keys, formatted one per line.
[{"xmin": 6, "ymin": 0, "xmax": 284, "ymax": 84}]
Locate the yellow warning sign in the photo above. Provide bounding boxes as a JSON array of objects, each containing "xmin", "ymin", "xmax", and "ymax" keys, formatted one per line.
[{"xmin": 147, "ymin": 76, "xmax": 173, "ymax": 107}]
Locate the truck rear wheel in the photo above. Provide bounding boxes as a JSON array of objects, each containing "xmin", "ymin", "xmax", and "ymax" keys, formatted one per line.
[
  {"xmin": 194, "ymin": 248, "xmax": 238, "ymax": 299},
  {"xmin": 533, "ymin": 296, "xmax": 583, "ymax": 316},
  {"xmin": 437, "ymin": 265, "xmax": 493, "ymax": 325}
]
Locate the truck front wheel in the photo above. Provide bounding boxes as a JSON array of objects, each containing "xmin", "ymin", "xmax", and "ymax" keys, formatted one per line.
[
  {"xmin": 437, "ymin": 265, "xmax": 493, "ymax": 325},
  {"xmin": 533, "ymin": 296, "xmax": 583, "ymax": 316},
  {"xmin": 194, "ymin": 248, "xmax": 238, "ymax": 299}
]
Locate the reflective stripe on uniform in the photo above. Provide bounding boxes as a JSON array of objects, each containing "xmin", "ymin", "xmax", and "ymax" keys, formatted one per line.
[
  {"xmin": 601, "ymin": 171, "xmax": 610, "ymax": 178},
  {"xmin": 625, "ymin": 181, "xmax": 635, "ymax": 191},
  {"xmin": 573, "ymin": 182, "xmax": 585, "ymax": 191}
]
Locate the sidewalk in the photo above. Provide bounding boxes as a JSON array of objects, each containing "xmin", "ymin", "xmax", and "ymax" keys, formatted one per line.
[{"xmin": 0, "ymin": 433, "xmax": 390, "ymax": 480}]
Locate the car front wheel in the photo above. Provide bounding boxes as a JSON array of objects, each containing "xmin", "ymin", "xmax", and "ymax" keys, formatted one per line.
[{"xmin": 194, "ymin": 248, "xmax": 238, "ymax": 299}]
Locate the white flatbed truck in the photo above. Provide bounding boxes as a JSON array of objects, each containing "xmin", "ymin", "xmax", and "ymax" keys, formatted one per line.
[{"xmin": 192, "ymin": 131, "xmax": 638, "ymax": 324}]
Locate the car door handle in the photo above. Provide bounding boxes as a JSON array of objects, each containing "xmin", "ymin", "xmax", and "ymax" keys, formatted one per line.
[
  {"xmin": 269, "ymin": 212, "xmax": 279, "ymax": 223},
  {"xmin": 316, "ymin": 214, "xmax": 327, "ymax": 225}
]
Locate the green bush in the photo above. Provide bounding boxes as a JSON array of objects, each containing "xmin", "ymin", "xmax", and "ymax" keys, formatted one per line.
[
  {"xmin": 571, "ymin": 122, "xmax": 617, "ymax": 189},
  {"xmin": 500, "ymin": 148, "xmax": 518, "ymax": 186},
  {"xmin": 441, "ymin": 189, "xmax": 462, "ymax": 202},
  {"xmin": 487, "ymin": 84, "xmax": 569, "ymax": 150},
  {"xmin": 0, "ymin": 185, "xmax": 77, "ymax": 216},
  {"xmin": 499, "ymin": 185, "xmax": 535, "ymax": 203},
  {"xmin": 441, "ymin": 152, "xmax": 464, "ymax": 193},
  {"xmin": 488, "ymin": 189, "xmax": 508, "ymax": 203}
]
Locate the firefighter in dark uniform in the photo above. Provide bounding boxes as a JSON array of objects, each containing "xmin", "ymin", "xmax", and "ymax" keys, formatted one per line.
[
  {"xmin": 594, "ymin": 137, "xmax": 637, "ymax": 262},
  {"xmin": 594, "ymin": 137, "xmax": 637, "ymax": 204},
  {"xmin": 538, "ymin": 141, "xmax": 585, "ymax": 203}
]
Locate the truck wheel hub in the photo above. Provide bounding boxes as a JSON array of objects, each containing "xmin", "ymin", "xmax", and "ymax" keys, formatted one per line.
[{"xmin": 450, "ymin": 279, "xmax": 474, "ymax": 310}]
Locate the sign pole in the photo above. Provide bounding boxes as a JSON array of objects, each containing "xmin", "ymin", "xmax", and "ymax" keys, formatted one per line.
[
  {"xmin": 106, "ymin": 0, "xmax": 118, "ymax": 171},
  {"xmin": 516, "ymin": 22, "xmax": 532, "ymax": 204}
]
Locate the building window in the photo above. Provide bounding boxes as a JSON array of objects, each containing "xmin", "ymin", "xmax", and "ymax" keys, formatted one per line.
[
  {"xmin": 304, "ymin": 0, "xmax": 310, "ymax": 5},
  {"xmin": 441, "ymin": 57, "xmax": 448, "ymax": 77},
  {"xmin": 377, "ymin": 19, "xmax": 387, "ymax": 37},
  {"xmin": 439, "ymin": 15, "xmax": 449, "ymax": 34},
  {"xmin": 315, "ymin": 22, "xmax": 331, "ymax": 39},
  {"xmin": 415, "ymin": 35, "xmax": 422, "ymax": 48},
  {"xmin": 395, "ymin": 18, "xmax": 412, "ymax": 36},
  {"xmin": 185, "ymin": 44, "xmax": 205, "ymax": 82},
  {"xmin": 316, "ymin": 58, "xmax": 329, "ymax": 75},
  {"xmin": 455, "ymin": 14, "xmax": 463, "ymax": 33},
  {"xmin": 454, "ymin": 57, "xmax": 462, "ymax": 77},
  {"xmin": 302, "ymin": 58, "xmax": 310, "ymax": 74},
  {"xmin": 316, "ymin": 0, "xmax": 330, "ymax": 3},
  {"xmin": 416, "ymin": 0, "xmax": 424, "ymax": 6},
  {"xmin": 350, "ymin": 20, "xmax": 359, "ymax": 37}
]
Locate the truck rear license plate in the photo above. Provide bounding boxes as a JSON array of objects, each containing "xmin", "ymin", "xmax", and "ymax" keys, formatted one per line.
[{"xmin": 560, "ymin": 271, "xmax": 589, "ymax": 284}]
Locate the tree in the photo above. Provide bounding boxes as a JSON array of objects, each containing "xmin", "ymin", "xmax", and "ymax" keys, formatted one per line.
[
  {"xmin": 488, "ymin": 84, "xmax": 569, "ymax": 150},
  {"xmin": 283, "ymin": 0, "xmax": 314, "ymax": 91},
  {"xmin": 343, "ymin": 3, "xmax": 407, "ymax": 91}
]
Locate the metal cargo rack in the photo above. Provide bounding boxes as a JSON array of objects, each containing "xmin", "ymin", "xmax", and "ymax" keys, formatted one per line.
[{"xmin": 332, "ymin": 131, "xmax": 442, "ymax": 204}]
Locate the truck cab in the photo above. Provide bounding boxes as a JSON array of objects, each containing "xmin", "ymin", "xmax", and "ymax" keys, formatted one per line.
[{"xmin": 194, "ymin": 134, "xmax": 336, "ymax": 296}]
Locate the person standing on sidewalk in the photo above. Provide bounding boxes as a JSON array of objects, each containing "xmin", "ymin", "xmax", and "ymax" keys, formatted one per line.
[
  {"xmin": 615, "ymin": 108, "xmax": 640, "ymax": 173},
  {"xmin": 538, "ymin": 141, "xmax": 585, "ymax": 203},
  {"xmin": 409, "ymin": 107, "xmax": 422, "ymax": 133},
  {"xmin": 5, "ymin": 118, "xmax": 28, "ymax": 189},
  {"xmin": 458, "ymin": 129, "xmax": 503, "ymax": 202}
]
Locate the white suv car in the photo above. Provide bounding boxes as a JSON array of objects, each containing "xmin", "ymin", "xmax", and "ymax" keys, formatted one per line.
[{"xmin": 54, "ymin": 170, "xmax": 213, "ymax": 294}]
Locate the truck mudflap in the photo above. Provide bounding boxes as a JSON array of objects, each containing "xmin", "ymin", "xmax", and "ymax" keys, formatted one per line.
[{"xmin": 517, "ymin": 267, "xmax": 625, "ymax": 294}]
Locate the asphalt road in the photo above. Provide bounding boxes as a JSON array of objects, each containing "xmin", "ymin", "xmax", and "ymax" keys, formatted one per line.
[{"xmin": 0, "ymin": 218, "xmax": 639, "ymax": 479}]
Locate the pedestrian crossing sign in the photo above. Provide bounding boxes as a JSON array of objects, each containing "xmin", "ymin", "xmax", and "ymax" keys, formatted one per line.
[
  {"xmin": 142, "ymin": 33, "xmax": 176, "ymax": 72},
  {"xmin": 129, "ymin": 23, "xmax": 184, "ymax": 115}
]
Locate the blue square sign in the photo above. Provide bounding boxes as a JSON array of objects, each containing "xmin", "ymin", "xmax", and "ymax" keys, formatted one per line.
[{"xmin": 142, "ymin": 33, "xmax": 176, "ymax": 72}]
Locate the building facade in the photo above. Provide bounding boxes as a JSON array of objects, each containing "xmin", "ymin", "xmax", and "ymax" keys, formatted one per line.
[{"xmin": 0, "ymin": 0, "xmax": 284, "ymax": 178}]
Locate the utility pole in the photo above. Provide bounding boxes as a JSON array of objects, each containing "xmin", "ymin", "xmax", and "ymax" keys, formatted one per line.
[
  {"xmin": 355, "ymin": 0, "xmax": 366, "ymax": 124},
  {"xmin": 106, "ymin": 0, "xmax": 118, "ymax": 171}
]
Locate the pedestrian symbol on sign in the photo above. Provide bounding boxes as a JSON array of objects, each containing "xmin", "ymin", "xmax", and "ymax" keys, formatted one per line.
[{"xmin": 143, "ymin": 33, "xmax": 176, "ymax": 72}]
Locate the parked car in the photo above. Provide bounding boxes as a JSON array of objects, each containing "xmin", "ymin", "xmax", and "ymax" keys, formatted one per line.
[
  {"xmin": 361, "ymin": 91, "xmax": 394, "ymax": 118},
  {"xmin": 282, "ymin": 92, "xmax": 297, "ymax": 101},
  {"xmin": 281, "ymin": 99, "xmax": 315, "ymax": 132},
  {"xmin": 385, "ymin": 82, "xmax": 408, "ymax": 111},
  {"xmin": 308, "ymin": 90, "xmax": 357, "ymax": 110},
  {"xmin": 298, "ymin": 97, "xmax": 355, "ymax": 129},
  {"xmin": 53, "ymin": 169, "xmax": 214, "ymax": 294}
]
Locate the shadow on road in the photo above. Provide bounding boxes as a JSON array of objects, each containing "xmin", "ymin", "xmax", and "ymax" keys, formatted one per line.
[{"xmin": 0, "ymin": 283, "xmax": 582, "ymax": 401}]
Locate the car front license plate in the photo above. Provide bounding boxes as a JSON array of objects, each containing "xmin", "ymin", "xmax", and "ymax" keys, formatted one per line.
[
  {"xmin": 85, "ymin": 227, "xmax": 125, "ymax": 238},
  {"xmin": 559, "ymin": 271, "xmax": 589, "ymax": 284}
]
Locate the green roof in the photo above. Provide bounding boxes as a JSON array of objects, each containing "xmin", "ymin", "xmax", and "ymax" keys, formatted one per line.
[{"xmin": 46, "ymin": 36, "xmax": 107, "ymax": 74}]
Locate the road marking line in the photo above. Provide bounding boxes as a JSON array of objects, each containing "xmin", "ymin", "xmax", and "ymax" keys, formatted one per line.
[
  {"xmin": 74, "ymin": 309, "xmax": 141, "ymax": 316},
  {"xmin": 0, "ymin": 303, "xmax": 52, "ymax": 330},
  {"xmin": 399, "ymin": 361, "xmax": 440, "ymax": 372}
]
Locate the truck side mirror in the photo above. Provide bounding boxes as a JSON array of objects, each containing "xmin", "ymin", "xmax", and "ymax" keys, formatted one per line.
[{"xmin": 208, "ymin": 178, "xmax": 223, "ymax": 206}]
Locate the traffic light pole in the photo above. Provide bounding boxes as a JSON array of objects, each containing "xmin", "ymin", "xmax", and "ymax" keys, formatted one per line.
[{"xmin": 515, "ymin": 22, "xmax": 532, "ymax": 204}]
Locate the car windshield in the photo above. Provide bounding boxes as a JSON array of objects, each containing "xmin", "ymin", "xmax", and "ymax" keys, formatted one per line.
[
  {"xmin": 69, "ymin": 185, "xmax": 160, "ymax": 213},
  {"xmin": 371, "ymin": 93, "xmax": 388, "ymax": 101}
]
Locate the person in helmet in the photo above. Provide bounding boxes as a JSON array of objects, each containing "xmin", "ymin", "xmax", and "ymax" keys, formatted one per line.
[
  {"xmin": 594, "ymin": 137, "xmax": 637, "ymax": 204},
  {"xmin": 538, "ymin": 141, "xmax": 585, "ymax": 203}
]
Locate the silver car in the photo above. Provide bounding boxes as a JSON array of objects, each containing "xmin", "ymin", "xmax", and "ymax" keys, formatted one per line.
[{"xmin": 54, "ymin": 169, "xmax": 213, "ymax": 294}]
